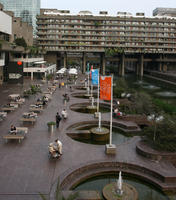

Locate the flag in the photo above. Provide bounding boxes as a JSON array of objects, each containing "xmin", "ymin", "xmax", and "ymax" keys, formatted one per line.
[
  {"xmin": 100, "ymin": 76, "xmax": 112, "ymax": 100},
  {"xmin": 91, "ymin": 69, "xmax": 99, "ymax": 85}
]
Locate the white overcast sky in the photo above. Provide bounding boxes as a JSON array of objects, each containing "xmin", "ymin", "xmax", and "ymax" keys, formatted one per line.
[{"xmin": 41, "ymin": 0, "xmax": 176, "ymax": 17}]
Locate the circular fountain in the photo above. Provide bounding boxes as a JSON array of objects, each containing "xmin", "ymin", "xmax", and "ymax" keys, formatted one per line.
[
  {"xmin": 103, "ymin": 182, "xmax": 138, "ymax": 200},
  {"xmin": 90, "ymin": 127, "xmax": 109, "ymax": 141},
  {"xmin": 70, "ymin": 103, "xmax": 110, "ymax": 114},
  {"xmin": 66, "ymin": 121, "xmax": 136, "ymax": 145}
]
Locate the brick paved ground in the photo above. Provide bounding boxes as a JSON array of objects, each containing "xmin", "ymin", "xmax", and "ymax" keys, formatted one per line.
[{"xmin": 0, "ymin": 75, "xmax": 176, "ymax": 200}]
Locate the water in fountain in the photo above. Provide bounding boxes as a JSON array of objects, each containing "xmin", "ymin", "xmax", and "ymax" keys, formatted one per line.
[{"xmin": 155, "ymin": 91, "xmax": 176, "ymax": 97}]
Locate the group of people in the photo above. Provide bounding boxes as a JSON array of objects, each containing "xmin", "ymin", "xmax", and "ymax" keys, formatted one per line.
[
  {"xmin": 48, "ymin": 139, "xmax": 62, "ymax": 158},
  {"xmin": 55, "ymin": 109, "xmax": 68, "ymax": 128},
  {"xmin": 113, "ymin": 107, "xmax": 123, "ymax": 117}
]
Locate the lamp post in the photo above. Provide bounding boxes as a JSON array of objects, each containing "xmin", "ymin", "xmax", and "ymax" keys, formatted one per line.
[{"xmin": 147, "ymin": 114, "xmax": 164, "ymax": 141}]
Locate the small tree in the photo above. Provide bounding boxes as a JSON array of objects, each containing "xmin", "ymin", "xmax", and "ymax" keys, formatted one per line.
[
  {"xmin": 113, "ymin": 78, "xmax": 129, "ymax": 98},
  {"xmin": 143, "ymin": 115, "xmax": 176, "ymax": 152},
  {"xmin": 129, "ymin": 91, "xmax": 155, "ymax": 115},
  {"xmin": 46, "ymin": 74, "xmax": 54, "ymax": 81},
  {"xmin": 14, "ymin": 37, "xmax": 27, "ymax": 48}
]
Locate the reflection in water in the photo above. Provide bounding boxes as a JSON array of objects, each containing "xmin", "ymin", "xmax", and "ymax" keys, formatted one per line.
[
  {"xmin": 142, "ymin": 85, "xmax": 160, "ymax": 90},
  {"xmin": 74, "ymin": 175, "xmax": 170, "ymax": 200},
  {"xmin": 70, "ymin": 129, "xmax": 130, "ymax": 145},
  {"xmin": 155, "ymin": 91, "xmax": 176, "ymax": 97}
]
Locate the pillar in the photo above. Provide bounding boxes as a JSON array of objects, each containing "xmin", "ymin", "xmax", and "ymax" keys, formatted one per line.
[
  {"xmin": 119, "ymin": 54, "xmax": 125, "ymax": 76},
  {"xmin": 31, "ymin": 72, "xmax": 33, "ymax": 80},
  {"xmin": 101, "ymin": 53, "xmax": 106, "ymax": 75},
  {"xmin": 136, "ymin": 62, "xmax": 139, "ymax": 76},
  {"xmin": 82, "ymin": 52, "xmax": 86, "ymax": 73},
  {"xmin": 139, "ymin": 54, "xmax": 144, "ymax": 77},
  {"xmin": 159, "ymin": 54, "xmax": 162, "ymax": 72},
  {"xmin": 63, "ymin": 52, "xmax": 67, "ymax": 68}
]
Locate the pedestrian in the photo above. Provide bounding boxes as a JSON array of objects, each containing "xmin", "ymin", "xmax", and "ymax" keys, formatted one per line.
[{"xmin": 56, "ymin": 112, "xmax": 62, "ymax": 128}]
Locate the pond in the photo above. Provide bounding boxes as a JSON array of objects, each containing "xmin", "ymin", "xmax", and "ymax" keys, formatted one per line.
[
  {"xmin": 68, "ymin": 127, "xmax": 131, "ymax": 145},
  {"xmin": 74, "ymin": 174, "xmax": 171, "ymax": 200},
  {"xmin": 124, "ymin": 74, "xmax": 176, "ymax": 105}
]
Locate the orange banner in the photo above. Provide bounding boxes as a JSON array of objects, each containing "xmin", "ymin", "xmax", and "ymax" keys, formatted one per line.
[{"xmin": 100, "ymin": 76, "xmax": 112, "ymax": 100}]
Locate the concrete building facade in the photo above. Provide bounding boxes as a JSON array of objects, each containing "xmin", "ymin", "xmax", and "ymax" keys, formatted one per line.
[
  {"xmin": 153, "ymin": 8, "xmax": 176, "ymax": 17},
  {"xmin": 36, "ymin": 9, "xmax": 176, "ymax": 76}
]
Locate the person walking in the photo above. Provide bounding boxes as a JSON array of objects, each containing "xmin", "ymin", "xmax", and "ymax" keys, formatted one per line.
[{"xmin": 56, "ymin": 112, "xmax": 62, "ymax": 128}]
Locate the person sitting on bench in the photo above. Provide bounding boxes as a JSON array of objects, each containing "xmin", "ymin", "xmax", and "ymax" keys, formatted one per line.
[{"xmin": 10, "ymin": 125, "xmax": 17, "ymax": 134}]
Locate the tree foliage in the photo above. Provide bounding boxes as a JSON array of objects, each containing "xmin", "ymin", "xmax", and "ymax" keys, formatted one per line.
[
  {"xmin": 129, "ymin": 91, "xmax": 156, "ymax": 115},
  {"xmin": 105, "ymin": 47, "xmax": 124, "ymax": 56},
  {"xmin": 152, "ymin": 98, "xmax": 176, "ymax": 115},
  {"xmin": 143, "ymin": 115, "xmax": 176, "ymax": 152},
  {"xmin": 14, "ymin": 37, "xmax": 27, "ymax": 48},
  {"xmin": 113, "ymin": 78, "xmax": 129, "ymax": 98}
]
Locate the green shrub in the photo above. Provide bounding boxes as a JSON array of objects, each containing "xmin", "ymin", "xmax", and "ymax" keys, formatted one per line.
[
  {"xmin": 47, "ymin": 121, "xmax": 56, "ymax": 126},
  {"xmin": 152, "ymin": 98, "xmax": 176, "ymax": 114}
]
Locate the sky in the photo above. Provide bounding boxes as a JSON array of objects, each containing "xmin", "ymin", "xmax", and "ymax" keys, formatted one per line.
[{"xmin": 41, "ymin": 0, "xmax": 176, "ymax": 17}]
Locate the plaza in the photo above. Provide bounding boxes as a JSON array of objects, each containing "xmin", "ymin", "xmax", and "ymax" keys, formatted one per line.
[{"xmin": 0, "ymin": 72, "xmax": 175, "ymax": 200}]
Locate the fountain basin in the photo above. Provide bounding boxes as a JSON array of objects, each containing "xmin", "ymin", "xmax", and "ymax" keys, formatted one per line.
[
  {"xmin": 103, "ymin": 182, "xmax": 138, "ymax": 200},
  {"xmin": 91, "ymin": 127, "xmax": 109, "ymax": 142}
]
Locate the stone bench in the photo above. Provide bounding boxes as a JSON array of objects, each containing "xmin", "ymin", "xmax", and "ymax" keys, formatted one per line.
[
  {"xmin": 20, "ymin": 118, "xmax": 36, "ymax": 124},
  {"xmin": 1, "ymin": 107, "xmax": 16, "ymax": 112},
  {"xmin": 29, "ymin": 107, "xmax": 43, "ymax": 113},
  {"xmin": 3, "ymin": 134, "xmax": 25, "ymax": 143},
  {"xmin": 16, "ymin": 127, "xmax": 28, "ymax": 134}
]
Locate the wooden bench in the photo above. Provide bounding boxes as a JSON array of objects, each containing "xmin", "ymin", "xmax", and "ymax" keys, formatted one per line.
[
  {"xmin": 29, "ymin": 107, "xmax": 43, "ymax": 113},
  {"xmin": 20, "ymin": 118, "xmax": 36, "ymax": 124},
  {"xmin": 1, "ymin": 107, "xmax": 15, "ymax": 112},
  {"xmin": 0, "ymin": 112, "xmax": 7, "ymax": 118},
  {"xmin": 3, "ymin": 134, "xmax": 25, "ymax": 143},
  {"xmin": 16, "ymin": 127, "xmax": 28, "ymax": 134}
]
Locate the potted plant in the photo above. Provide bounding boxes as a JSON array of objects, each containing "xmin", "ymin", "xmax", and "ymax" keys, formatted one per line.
[{"xmin": 47, "ymin": 121, "xmax": 56, "ymax": 132}]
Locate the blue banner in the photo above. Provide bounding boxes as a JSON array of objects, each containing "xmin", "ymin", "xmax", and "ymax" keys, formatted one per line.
[{"xmin": 91, "ymin": 69, "xmax": 99, "ymax": 85}]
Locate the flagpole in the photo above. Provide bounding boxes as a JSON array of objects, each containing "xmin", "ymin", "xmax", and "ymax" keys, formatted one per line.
[
  {"xmin": 109, "ymin": 74, "xmax": 113, "ymax": 146},
  {"xmin": 97, "ymin": 69, "xmax": 99, "ymax": 113},
  {"xmin": 88, "ymin": 72, "xmax": 90, "ymax": 96}
]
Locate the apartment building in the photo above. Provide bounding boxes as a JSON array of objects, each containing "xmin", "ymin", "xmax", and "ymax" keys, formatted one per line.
[{"xmin": 37, "ymin": 9, "xmax": 176, "ymax": 75}]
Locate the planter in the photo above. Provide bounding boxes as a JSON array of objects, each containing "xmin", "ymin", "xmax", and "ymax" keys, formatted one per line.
[{"xmin": 47, "ymin": 122, "xmax": 56, "ymax": 132}]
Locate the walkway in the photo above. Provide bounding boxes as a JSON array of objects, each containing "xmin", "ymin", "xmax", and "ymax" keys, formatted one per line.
[{"xmin": 0, "ymin": 75, "xmax": 175, "ymax": 200}]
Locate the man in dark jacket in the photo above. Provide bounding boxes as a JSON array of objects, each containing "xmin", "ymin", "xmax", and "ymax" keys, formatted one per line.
[{"xmin": 56, "ymin": 112, "xmax": 62, "ymax": 128}]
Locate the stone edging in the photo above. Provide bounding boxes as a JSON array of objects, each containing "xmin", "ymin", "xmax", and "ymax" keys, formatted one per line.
[
  {"xmin": 136, "ymin": 140, "xmax": 176, "ymax": 162},
  {"xmin": 59, "ymin": 160, "xmax": 176, "ymax": 192}
]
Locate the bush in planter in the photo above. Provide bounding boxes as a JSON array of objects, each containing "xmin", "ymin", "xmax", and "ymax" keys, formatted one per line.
[{"xmin": 47, "ymin": 121, "xmax": 56, "ymax": 126}]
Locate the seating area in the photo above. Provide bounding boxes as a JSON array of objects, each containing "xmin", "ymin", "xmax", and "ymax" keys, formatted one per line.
[
  {"xmin": 1, "ymin": 79, "xmax": 58, "ymax": 143},
  {"xmin": 3, "ymin": 127, "xmax": 28, "ymax": 143}
]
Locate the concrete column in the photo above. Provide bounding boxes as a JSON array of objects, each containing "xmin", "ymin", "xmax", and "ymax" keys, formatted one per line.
[
  {"xmin": 139, "ymin": 54, "xmax": 144, "ymax": 77},
  {"xmin": 101, "ymin": 53, "xmax": 106, "ymax": 75},
  {"xmin": 163, "ymin": 64, "xmax": 168, "ymax": 72},
  {"xmin": 119, "ymin": 54, "xmax": 125, "ymax": 76},
  {"xmin": 136, "ymin": 63, "xmax": 139, "ymax": 76},
  {"xmin": 82, "ymin": 52, "xmax": 86, "ymax": 73},
  {"xmin": 159, "ymin": 54, "xmax": 162, "ymax": 72},
  {"xmin": 31, "ymin": 72, "xmax": 33, "ymax": 80},
  {"xmin": 63, "ymin": 52, "xmax": 67, "ymax": 68}
]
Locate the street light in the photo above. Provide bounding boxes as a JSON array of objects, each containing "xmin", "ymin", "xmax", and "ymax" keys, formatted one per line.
[{"xmin": 147, "ymin": 114, "xmax": 164, "ymax": 141}]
